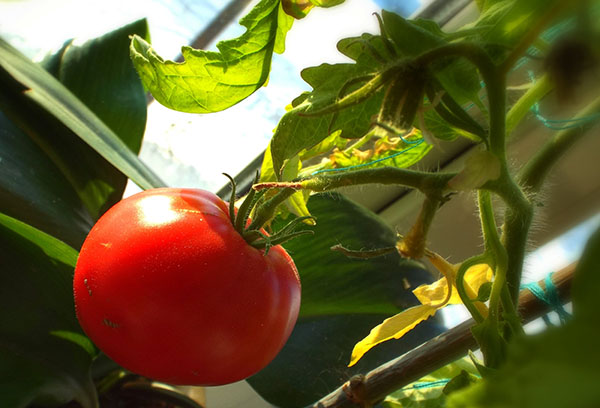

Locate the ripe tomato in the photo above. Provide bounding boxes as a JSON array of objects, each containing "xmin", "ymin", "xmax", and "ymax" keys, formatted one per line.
[{"xmin": 73, "ymin": 188, "xmax": 301, "ymax": 385}]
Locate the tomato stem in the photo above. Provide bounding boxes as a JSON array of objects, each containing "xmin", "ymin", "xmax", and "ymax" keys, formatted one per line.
[
  {"xmin": 235, "ymin": 171, "xmax": 263, "ymax": 233},
  {"xmin": 223, "ymin": 174, "xmax": 314, "ymax": 251},
  {"xmin": 223, "ymin": 173, "xmax": 237, "ymax": 227}
]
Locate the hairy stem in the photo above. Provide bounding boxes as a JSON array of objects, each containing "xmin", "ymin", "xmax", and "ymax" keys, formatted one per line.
[
  {"xmin": 245, "ymin": 188, "xmax": 297, "ymax": 231},
  {"xmin": 304, "ymin": 167, "xmax": 455, "ymax": 196},
  {"xmin": 485, "ymin": 171, "xmax": 533, "ymax": 303},
  {"xmin": 478, "ymin": 191, "xmax": 524, "ymax": 335},
  {"xmin": 255, "ymin": 167, "xmax": 456, "ymax": 197},
  {"xmin": 398, "ymin": 196, "xmax": 442, "ymax": 259}
]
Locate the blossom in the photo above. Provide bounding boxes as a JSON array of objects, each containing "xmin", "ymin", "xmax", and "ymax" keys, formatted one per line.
[{"xmin": 349, "ymin": 253, "xmax": 491, "ymax": 367}]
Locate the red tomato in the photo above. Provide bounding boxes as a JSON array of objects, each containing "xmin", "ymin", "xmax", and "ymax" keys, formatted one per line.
[{"xmin": 73, "ymin": 188, "xmax": 301, "ymax": 385}]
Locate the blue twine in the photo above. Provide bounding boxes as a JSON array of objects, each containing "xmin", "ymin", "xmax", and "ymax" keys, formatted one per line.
[
  {"xmin": 530, "ymin": 102, "xmax": 600, "ymax": 131},
  {"xmin": 406, "ymin": 379, "xmax": 450, "ymax": 390},
  {"xmin": 528, "ymin": 71, "xmax": 600, "ymax": 131},
  {"xmin": 520, "ymin": 272, "xmax": 571, "ymax": 325},
  {"xmin": 310, "ymin": 138, "xmax": 425, "ymax": 175}
]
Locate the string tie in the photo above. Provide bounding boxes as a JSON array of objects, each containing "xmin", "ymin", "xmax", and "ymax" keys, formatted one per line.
[{"xmin": 521, "ymin": 272, "xmax": 571, "ymax": 325}]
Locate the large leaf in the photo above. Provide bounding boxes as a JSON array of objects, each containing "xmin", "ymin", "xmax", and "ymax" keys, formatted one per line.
[
  {"xmin": 0, "ymin": 37, "xmax": 165, "ymax": 212},
  {"xmin": 381, "ymin": 11, "xmax": 482, "ymax": 107},
  {"xmin": 43, "ymin": 19, "xmax": 149, "ymax": 154},
  {"xmin": 247, "ymin": 193, "xmax": 443, "ymax": 407},
  {"xmin": 469, "ymin": 0, "xmax": 563, "ymax": 62},
  {"xmin": 269, "ymin": 12, "xmax": 484, "ymax": 177},
  {"xmin": 281, "ymin": 0, "xmax": 347, "ymax": 19},
  {"xmin": 130, "ymin": 0, "xmax": 294, "ymax": 113},
  {"xmin": 269, "ymin": 33, "xmax": 391, "ymax": 177},
  {"xmin": 0, "ymin": 112, "xmax": 93, "ymax": 248},
  {"xmin": 0, "ymin": 212, "xmax": 97, "ymax": 408},
  {"xmin": 447, "ymin": 227, "xmax": 600, "ymax": 408},
  {"xmin": 0, "ymin": 20, "xmax": 154, "ymax": 247}
]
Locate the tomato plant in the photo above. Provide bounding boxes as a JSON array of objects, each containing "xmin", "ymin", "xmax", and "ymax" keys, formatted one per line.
[
  {"xmin": 1, "ymin": 0, "xmax": 600, "ymax": 407},
  {"xmin": 73, "ymin": 188, "xmax": 301, "ymax": 385}
]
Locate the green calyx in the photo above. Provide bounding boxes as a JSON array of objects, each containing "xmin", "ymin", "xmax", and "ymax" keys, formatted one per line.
[{"xmin": 223, "ymin": 173, "xmax": 314, "ymax": 254}]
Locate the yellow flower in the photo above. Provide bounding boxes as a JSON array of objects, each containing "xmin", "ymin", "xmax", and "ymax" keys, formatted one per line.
[{"xmin": 348, "ymin": 253, "xmax": 492, "ymax": 367}]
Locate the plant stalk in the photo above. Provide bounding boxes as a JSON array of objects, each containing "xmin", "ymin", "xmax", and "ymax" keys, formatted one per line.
[{"xmin": 261, "ymin": 167, "xmax": 457, "ymax": 197}]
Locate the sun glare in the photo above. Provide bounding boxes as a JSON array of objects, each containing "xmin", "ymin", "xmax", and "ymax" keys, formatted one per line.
[{"xmin": 138, "ymin": 195, "xmax": 180, "ymax": 226}]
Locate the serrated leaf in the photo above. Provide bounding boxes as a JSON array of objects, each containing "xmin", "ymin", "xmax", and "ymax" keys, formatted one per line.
[
  {"xmin": 382, "ymin": 11, "xmax": 482, "ymax": 107},
  {"xmin": 468, "ymin": 0, "xmax": 563, "ymax": 62},
  {"xmin": 269, "ymin": 34, "xmax": 390, "ymax": 176},
  {"xmin": 0, "ymin": 212, "xmax": 97, "ymax": 408},
  {"xmin": 383, "ymin": 13, "xmax": 445, "ymax": 57},
  {"xmin": 247, "ymin": 193, "xmax": 443, "ymax": 407},
  {"xmin": 130, "ymin": 0, "xmax": 293, "ymax": 113}
]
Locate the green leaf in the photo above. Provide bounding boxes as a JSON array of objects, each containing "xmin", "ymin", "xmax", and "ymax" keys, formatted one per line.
[
  {"xmin": 0, "ymin": 112, "xmax": 94, "ymax": 248},
  {"xmin": 424, "ymin": 109, "xmax": 480, "ymax": 142},
  {"xmin": 0, "ymin": 35, "xmax": 165, "ymax": 215},
  {"xmin": 470, "ymin": 0, "xmax": 562, "ymax": 55},
  {"xmin": 475, "ymin": 282, "xmax": 493, "ymax": 303},
  {"xmin": 0, "ymin": 20, "xmax": 153, "ymax": 247},
  {"xmin": 281, "ymin": 0, "xmax": 315, "ymax": 19},
  {"xmin": 447, "ymin": 227, "xmax": 600, "ymax": 408},
  {"xmin": 129, "ymin": 0, "xmax": 294, "ymax": 113},
  {"xmin": 0, "ymin": 212, "xmax": 98, "ymax": 408},
  {"xmin": 247, "ymin": 193, "xmax": 443, "ymax": 407},
  {"xmin": 270, "ymin": 34, "xmax": 389, "ymax": 176},
  {"xmin": 383, "ymin": 13, "xmax": 445, "ymax": 57},
  {"xmin": 269, "ymin": 12, "xmax": 488, "ymax": 176},
  {"xmin": 382, "ymin": 11, "xmax": 482, "ymax": 107},
  {"xmin": 382, "ymin": 357, "xmax": 479, "ymax": 408},
  {"xmin": 310, "ymin": 0, "xmax": 346, "ymax": 7},
  {"xmin": 43, "ymin": 19, "xmax": 150, "ymax": 154}
]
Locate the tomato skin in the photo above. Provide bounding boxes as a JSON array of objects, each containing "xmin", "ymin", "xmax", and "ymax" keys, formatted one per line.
[{"xmin": 73, "ymin": 188, "xmax": 301, "ymax": 385}]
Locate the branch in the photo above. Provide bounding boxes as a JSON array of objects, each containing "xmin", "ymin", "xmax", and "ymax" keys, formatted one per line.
[
  {"xmin": 245, "ymin": 187, "xmax": 297, "ymax": 231},
  {"xmin": 305, "ymin": 263, "xmax": 574, "ymax": 408},
  {"xmin": 254, "ymin": 167, "xmax": 456, "ymax": 197}
]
